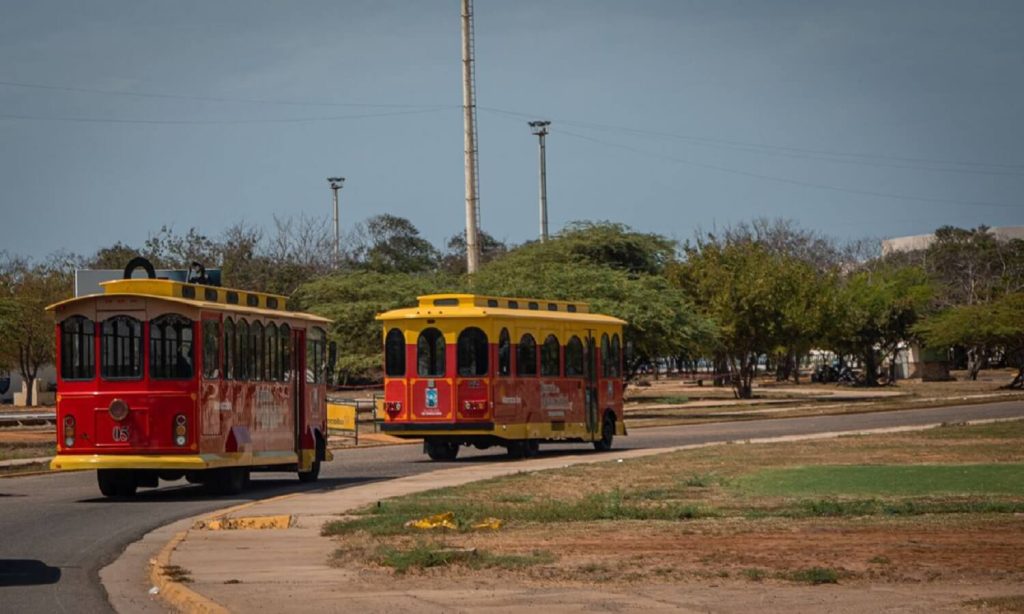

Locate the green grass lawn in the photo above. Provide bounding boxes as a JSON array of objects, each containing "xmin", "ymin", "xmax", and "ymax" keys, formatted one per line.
[{"xmin": 735, "ymin": 464, "xmax": 1024, "ymax": 497}]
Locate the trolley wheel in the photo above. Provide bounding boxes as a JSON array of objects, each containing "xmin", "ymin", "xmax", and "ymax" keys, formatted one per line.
[
  {"xmin": 206, "ymin": 467, "xmax": 249, "ymax": 495},
  {"xmin": 425, "ymin": 439, "xmax": 459, "ymax": 461},
  {"xmin": 593, "ymin": 414, "xmax": 615, "ymax": 451},
  {"xmin": 97, "ymin": 469, "xmax": 138, "ymax": 497},
  {"xmin": 506, "ymin": 441, "xmax": 527, "ymax": 460},
  {"xmin": 299, "ymin": 435, "xmax": 324, "ymax": 482}
]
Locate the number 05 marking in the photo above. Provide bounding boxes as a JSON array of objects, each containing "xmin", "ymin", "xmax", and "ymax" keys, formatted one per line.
[{"xmin": 112, "ymin": 425, "xmax": 130, "ymax": 442}]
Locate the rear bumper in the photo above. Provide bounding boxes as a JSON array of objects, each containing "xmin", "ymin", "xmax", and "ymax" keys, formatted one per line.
[
  {"xmin": 50, "ymin": 450, "xmax": 297, "ymax": 472},
  {"xmin": 382, "ymin": 422, "xmax": 494, "ymax": 434}
]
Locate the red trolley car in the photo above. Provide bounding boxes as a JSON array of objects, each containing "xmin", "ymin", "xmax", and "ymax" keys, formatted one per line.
[
  {"xmin": 377, "ymin": 294, "xmax": 627, "ymax": 460},
  {"xmin": 48, "ymin": 265, "xmax": 331, "ymax": 496}
]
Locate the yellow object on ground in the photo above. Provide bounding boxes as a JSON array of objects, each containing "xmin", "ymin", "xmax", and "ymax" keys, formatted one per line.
[
  {"xmin": 471, "ymin": 517, "xmax": 503, "ymax": 530},
  {"xmin": 404, "ymin": 511, "xmax": 457, "ymax": 530},
  {"xmin": 327, "ymin": 403, "xmax": 357, "ymax": 434},
  {"xmin": 194, "ymin": 515, "xmax": 292, "ymax": 531}
]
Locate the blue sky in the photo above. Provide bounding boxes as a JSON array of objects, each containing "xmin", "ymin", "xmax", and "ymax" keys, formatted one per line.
[{"xmin": 1, "ymin": 0, "xmax": 1022, "ymax": 260}]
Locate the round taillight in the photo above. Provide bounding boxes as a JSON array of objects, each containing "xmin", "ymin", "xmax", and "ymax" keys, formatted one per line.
[{"xmin": 109, "ymin": 398, "xmax": 130, "ymax": 421}]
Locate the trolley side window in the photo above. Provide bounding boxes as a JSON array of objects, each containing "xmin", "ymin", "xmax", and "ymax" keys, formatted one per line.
[
  {"xmin": 541, "ymin": 334, "xmax": 560, "ymax": 377},
  {"xmin": 60, "ymin": 316, "xmax": 95, "ymax": 381},
  {"xmin": 385, "ymin": 328, "xmax": 406, "ymax": 377},
  {"xmin": 417, "ymin": 328, "xmax": 446, "ymax": 377},
  {"xmin": 280, "ymin": 324, "xmax": 292, "ymax": 381},
  {"xmin": 238, "ymin": 319, "xmax": 251, "ymax": 380},
  {"xmin": 307, "ymin": 327, "xmax": 326, "ymax": 384},
  {"xmin": 266, "ymin": 322, "xmax": 278, "ymax": 381},
  {"xmin": 202, "ymin": 319, "xmax": 221, "ymax": 379},
  {"xmin": 100, "ymin": 315, "xmax": 143, "ymax": 380},
  {"xmin": 150, "ymin": 314, "xmax": 194, "ymax": 380},
  {"xmin": 223, "ymin": 318, "xmax": 236, "ymax": 380},
  {"xmin": 252, "ymin": 321, "xmax": 264, "ymax": 382},
  {"xmin": 565, "ymin": 335, "xmax": 584, "ymax": 377},
  {"xmin": 517, "ymin": 333, "xmax": 538, "ymax": 377},
  {"xmin": 611, "ymin": 333, "xmax": 622, "ymax": 378},
  {"xmin": 457, "ymin": 327, "xmax": 489, "ymax": 377},
  {"xmin": 497, "ymin": 328, "xmax": 511, "ymax": 376},
  {"xmin": 601, "ymin": 333, "xmax": 611, "ymax": 377}
]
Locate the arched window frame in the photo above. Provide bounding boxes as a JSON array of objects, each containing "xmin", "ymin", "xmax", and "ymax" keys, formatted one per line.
[
  {"xmin": 252, "ymin": 321, "xmax": 264, "ymax": 382},
  {"xmin": 223, "ymin": 318, "xmax": 236, "ymax": 380},
  {"xmin": 517, "ymin": 333, "xmax": 538, "ymax": 377},
  {"xmin": 60, "ymin": 315, "xmax": 95, "ymax": 381},
  {"xmin": 610, "ymin": 333, "xmax": 622, "ymax": 378},
  {"xmin": 540, "ymin": 334, "xmax": 561, "ymax": 377},
  {"xmin": 417, "ymin": 328, "xmax": 446, "ymax": 377},
  {"xmin": 202, "ymin": 318, "xmax": 221, "ymax": 380},
  {"xmin": 497, "ymin": 328, "xmax": 511, "ymax": 377},
  {"xmin": 149, "ymin": 313, "xmax": 194, "ymax": 380},
  {"xmin": 266, "ymin": 322, "xmax": 278, "ymax": 381},
  {"xmin": 237, "ymin": 319, "xmax": 251, "ymax": 380},
  {"xmin": 457, "ymin": 327, "xmax": 489, "ymax": 377},
  {"xmin": 100, "ymin": 315, "xmax": 143, "ymax": 380},
  {"xmin": 601, "ymin": 333, "xmax": 611, "ymax": 378},
  {"xmin": 280, "ymin": 323, "xmax": 292, "ymax": 382},
  {"xmin": 385, "ymin": 328, "xmax": 406, "ymax": 377},
  {"xmin": 565, "ymin": 335, "xmax": 584, "ymax": 377},
  {"xmin": 307, "ymin": 327, "xmax": 326, "ymax": 384}
]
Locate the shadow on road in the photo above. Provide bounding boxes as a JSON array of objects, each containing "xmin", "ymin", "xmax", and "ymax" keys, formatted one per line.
[
  {"xmin": 74, "ymin": 475, "xmax": 387, "ymax": 504},
  {"xmin": 0, "ymin": 559, "xmax": 62, "ymax": 587}
]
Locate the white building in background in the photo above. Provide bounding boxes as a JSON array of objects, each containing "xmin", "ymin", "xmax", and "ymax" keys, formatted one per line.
[
  {"xmin": 882, "ymin": 225, "xmax": 1024, "ymax": 256},
  {"xmin": 0, "ymin": 365, "xmax": 57, "ymax": 406}
]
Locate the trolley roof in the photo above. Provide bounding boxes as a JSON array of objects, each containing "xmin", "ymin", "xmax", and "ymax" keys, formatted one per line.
[
  {"xmin": 376, "ymin": 294, "xmax": 626, "ymax": 326},
  {"xmin": 46, "ymin": 278, "xmax": 331, "ymax": 323}
]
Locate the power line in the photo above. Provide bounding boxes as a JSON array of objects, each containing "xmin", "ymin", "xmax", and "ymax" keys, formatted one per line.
[
  {"xmin": 0, "ymin": 107, "xmax": 451, "ymax": 125},
  {"xmin": 555, "ymin": 128, "xmax": 1023, "ymax": 210},
  {"xmin": 479, "ymin": 106, "xmax": 1024, "ymax": 173},
  {"xmin": 0, "ymin": 78, "xmax": 455, "ymax": 110}
]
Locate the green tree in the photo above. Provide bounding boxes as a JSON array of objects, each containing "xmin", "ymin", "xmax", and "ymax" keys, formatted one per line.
[
  {"xmin": 915, "ymin": 292, "xmax": 1024, "ymax": 386},
  {"xmin": 349, "ymin": 214, "xmax": 439, "ymax": 274},
  {"xmin": 827, "ymin": 263, "xmax": 932, "ymax": 385},
  {"xmin": 439, "ymin": 230, "xmax": 508, "ymax": 275},
  {"xmin": 0, "ymin": 253, "xmax": 74, "ymax": 405},
  {"xmin": 294, "ymin": 271, "xmax": 462, "ymax": 384}
]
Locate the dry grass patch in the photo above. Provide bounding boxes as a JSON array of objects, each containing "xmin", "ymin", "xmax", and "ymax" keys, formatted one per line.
[{"xmin": 325, "ymin": 420, "xmax": 1024, "ymax": 585}]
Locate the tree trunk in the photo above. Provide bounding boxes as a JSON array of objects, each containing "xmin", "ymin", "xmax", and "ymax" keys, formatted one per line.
[
  {"xmin": 861, "ymin": 348, "xmax": 879, "ymax": 387},
  {"xmin": 966, "ymin": 346, "xmax": 986, "ymax": 381}
]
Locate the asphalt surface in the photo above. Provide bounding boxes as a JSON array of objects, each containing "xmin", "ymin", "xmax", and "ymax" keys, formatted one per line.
[{"xmin": 0, "ymin": 399, "xmax": 1021, "ymax": 613}]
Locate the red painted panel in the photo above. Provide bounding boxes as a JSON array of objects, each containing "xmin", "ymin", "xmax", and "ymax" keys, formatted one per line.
[
  {"xmin": 455, "ymin": 378, "xmax": 490, "ymax": 421},
  {"xmin": 383, "ymin": 379, "xmax": 408, "ymax": 421},
  {"xmin": 411, "ymin": 379, "xmax": 453, "ymax": 421}
]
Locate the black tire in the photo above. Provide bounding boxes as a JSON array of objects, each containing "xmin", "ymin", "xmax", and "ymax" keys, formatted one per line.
[
  {"xmin": 593, "ymin": 414, "xmax": 615, "ymax": 451},
  {"xmin": 425, "ymin": 439, "xmax": 460, "ymax": 461},
  {"xmin": 298, "ymin": 435, "xmax": 324, "ymax": 482},
  {"xmin": 526, "ymin": 439, "xmax": 540, "ymax": 457},
  {"xmin": 98, "ymin": 469, "xmax": 137, "ymax": 497},
  {"xmin": 506, "ymin": 441, "xmax": 527, "ymax": 460}
]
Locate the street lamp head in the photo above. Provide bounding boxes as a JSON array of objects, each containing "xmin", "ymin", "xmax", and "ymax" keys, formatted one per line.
[
  {"xmin": 327, "ymin": 177, "xmax": 346, "ymax": 188},
  {"xmin": 528, "ymin": 120, "xmax": 551, "ymax": 135}
]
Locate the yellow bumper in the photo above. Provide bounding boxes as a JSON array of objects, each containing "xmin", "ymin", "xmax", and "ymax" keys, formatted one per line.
[{"xmin": 50, "ymin": 451, "xmax": 298, "ymax": 472}]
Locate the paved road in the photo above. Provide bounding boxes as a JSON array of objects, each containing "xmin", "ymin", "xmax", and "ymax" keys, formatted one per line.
[{"xmin": 1, "ymin": 400, "xmax": 1021, "ymax": 613}]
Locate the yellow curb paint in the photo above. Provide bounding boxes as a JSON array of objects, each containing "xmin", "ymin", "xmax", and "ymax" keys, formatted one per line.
[
  {"xmin": 195, "ymin": 515, "xmax": 292, "ymax": 531},
  {"xmin": 150, "ymin": 530, "xmax": 229, "ymax": 614}
]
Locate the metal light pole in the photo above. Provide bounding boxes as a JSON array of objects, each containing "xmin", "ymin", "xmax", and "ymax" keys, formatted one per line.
[
  {"xmin": 327, "ymin": 177, "xmax": 345, "ymax": 264},
  {"xmin": 461, "ymin": 0, "xmax": 481, "ymax": 273},
  {"xmin": 529, "ymin": 121, "xmax": 551, "ymax": 242}
]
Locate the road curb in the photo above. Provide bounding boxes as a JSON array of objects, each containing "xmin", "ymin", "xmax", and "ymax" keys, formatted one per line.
[
  {"xmin": 150, "ymin": 530, "xmax": 228, "ymax": 614},
  {"xmin": 142, "ymin": 414, "xmax": 1024, "ymax": 613}
]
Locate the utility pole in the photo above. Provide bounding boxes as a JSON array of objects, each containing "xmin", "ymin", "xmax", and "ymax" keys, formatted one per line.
[
  {"xmin": 529, "ymin": 120, "xmax": 551, "ymax": 242},
  {"xmin": 461, "ymin": 0, "xmax": 481, "ymax": 273},
  {"xmin": 327, "ymin": 177, "xmax": 345, "ymax": 264}
]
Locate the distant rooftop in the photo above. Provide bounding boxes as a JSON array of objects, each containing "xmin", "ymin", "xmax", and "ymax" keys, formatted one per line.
[{"xmin": 882, "ymin": 226, "xmax": 1024, "ymax": 255}]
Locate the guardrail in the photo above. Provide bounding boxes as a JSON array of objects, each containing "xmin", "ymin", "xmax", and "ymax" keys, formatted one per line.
[{"xmin": 0, "ymin": 411, "xmax": 57, "ymax": 427}]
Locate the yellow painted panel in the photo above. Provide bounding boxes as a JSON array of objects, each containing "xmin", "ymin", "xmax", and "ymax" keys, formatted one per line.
[{"xmin": 327, "ymin": 402, "xmax": 357, "ymax": 433}]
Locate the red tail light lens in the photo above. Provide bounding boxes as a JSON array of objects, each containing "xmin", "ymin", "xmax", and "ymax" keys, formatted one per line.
[{"xmin": 385, "ymin": 401, "xmax": 402, "ymax": 417}]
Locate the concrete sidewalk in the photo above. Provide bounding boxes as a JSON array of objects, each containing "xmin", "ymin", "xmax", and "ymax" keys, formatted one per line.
[
  {"xmin": 126, "ymin": 418, "xmax": 1021, "ymax": 614},
  {"xmin": 0, "ymin": 456, "xmax": 52, "ymax": 469}
]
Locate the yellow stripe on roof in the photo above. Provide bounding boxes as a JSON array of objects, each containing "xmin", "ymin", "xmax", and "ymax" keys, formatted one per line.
[{"xmin": 376, "ymin": 293, "xmax": 625, "ymax": 325}]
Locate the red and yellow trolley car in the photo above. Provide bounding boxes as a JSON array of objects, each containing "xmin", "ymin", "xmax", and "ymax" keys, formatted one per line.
[
  {"xmin": 377, "ymin": 294, "xmax": 627, "ymax": 460},
  {"xmin": 48, "ymin": 265, "xmax": 331, "ymax": 497}
]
